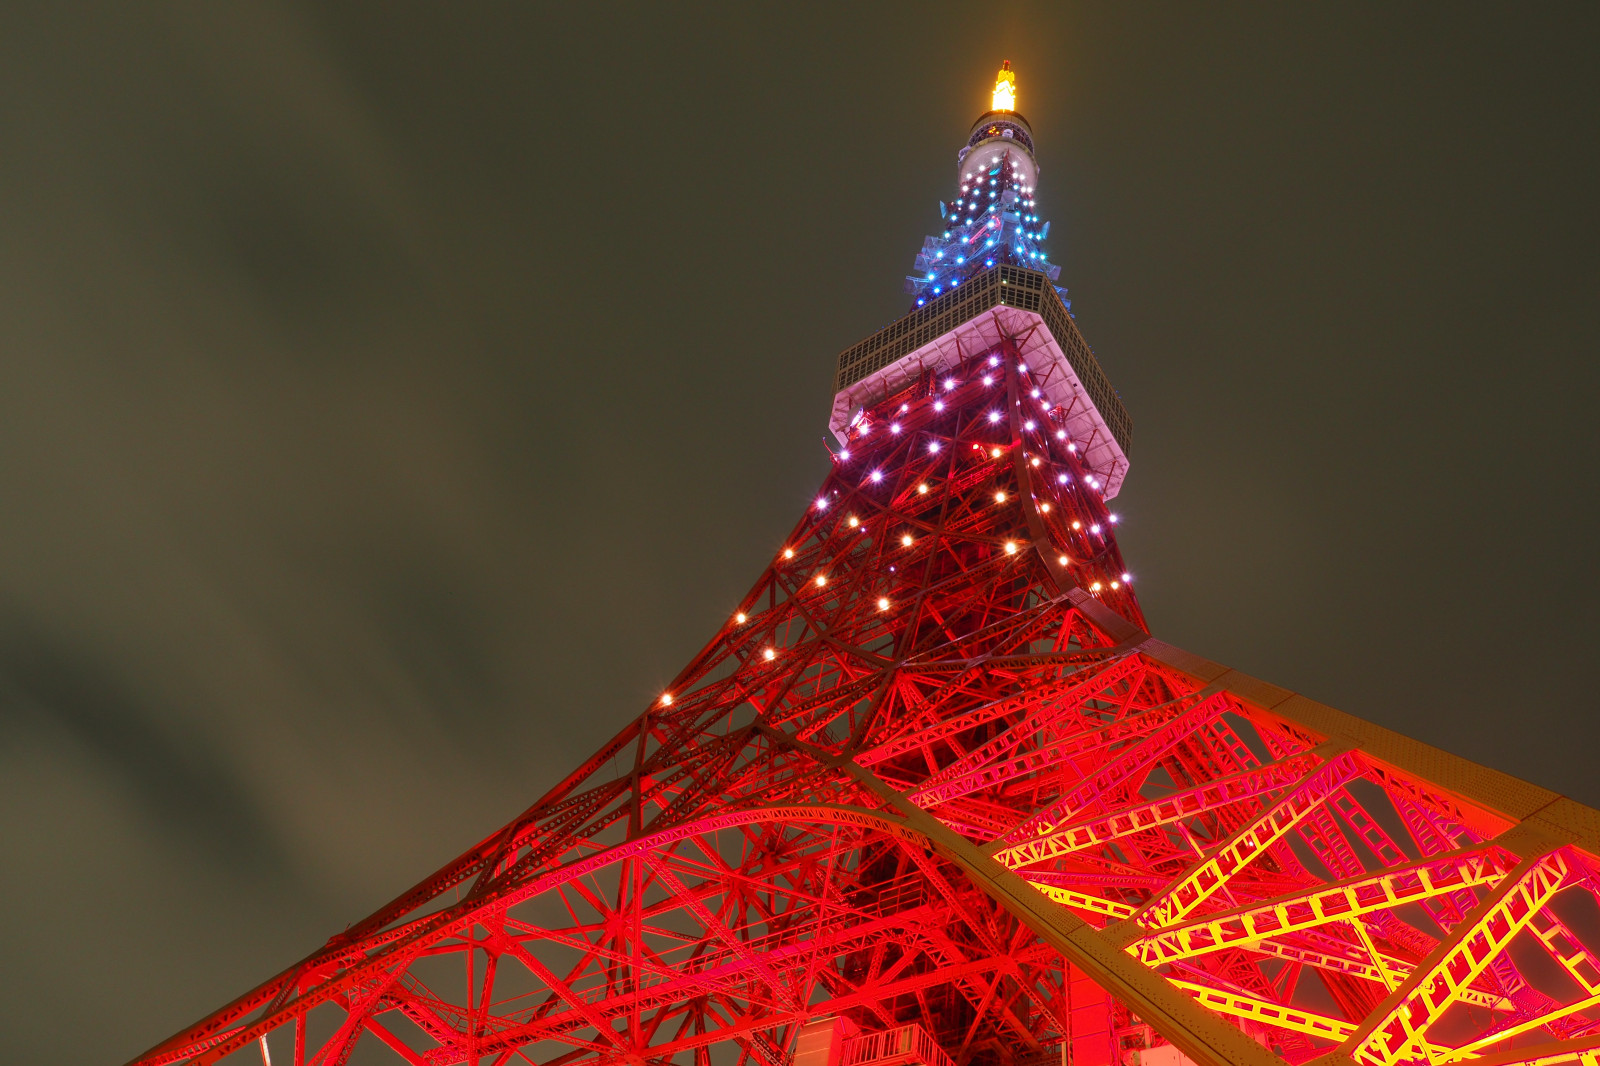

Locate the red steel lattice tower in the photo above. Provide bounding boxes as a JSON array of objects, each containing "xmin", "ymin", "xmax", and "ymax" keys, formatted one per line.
[{"xmin": 131, "ymin": 64, "xmax": 1600, "ymax": 1066}]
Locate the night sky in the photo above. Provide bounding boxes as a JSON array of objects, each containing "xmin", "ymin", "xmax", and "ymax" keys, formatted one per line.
[{"xmin": 1, "ymin": 6, "xmax": 1596, "ymax": 1063}]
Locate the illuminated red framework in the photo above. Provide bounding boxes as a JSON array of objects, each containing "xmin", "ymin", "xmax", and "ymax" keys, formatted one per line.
[{"xmin": 129, "ymin": 336, "xmax": 1600, "ymax": 1066}]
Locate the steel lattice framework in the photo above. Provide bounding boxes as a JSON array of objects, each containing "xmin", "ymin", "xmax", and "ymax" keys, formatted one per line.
[{"xmin": 129, "ymin": 66, "xmax": 1600, "ymax": 1066}]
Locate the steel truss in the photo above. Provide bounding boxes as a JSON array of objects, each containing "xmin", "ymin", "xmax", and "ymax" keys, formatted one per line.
[{"xmin": 129, "ymin": 341, "xmax": 1600, "ymax": 1066}]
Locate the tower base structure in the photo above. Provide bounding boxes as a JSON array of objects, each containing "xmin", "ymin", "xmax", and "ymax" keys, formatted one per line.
[{"xmin": 127, "ymin": 331, "xmax": 1600, "ymax": 1066}]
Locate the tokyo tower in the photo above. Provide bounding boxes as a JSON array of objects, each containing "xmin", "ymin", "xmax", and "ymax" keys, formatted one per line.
[{"xmin": 130, "ymin": 63, "xmax": 1600, "ymax": 1066}]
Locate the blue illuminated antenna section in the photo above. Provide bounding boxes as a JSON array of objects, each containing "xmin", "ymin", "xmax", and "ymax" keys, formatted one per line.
[{"xmin": 908, "ymin": 60, "xmax": 1063, "ymax": 310}]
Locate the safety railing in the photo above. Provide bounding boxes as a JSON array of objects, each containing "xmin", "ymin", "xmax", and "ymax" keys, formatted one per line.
[{"xmin": 840, "ymin": 1023, "xmax": 955, "ymax": 1066}]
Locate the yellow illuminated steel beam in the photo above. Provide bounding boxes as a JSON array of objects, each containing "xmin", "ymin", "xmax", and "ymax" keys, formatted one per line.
[
  {"xmin": 1349, "ymin": 851, "xmax": 1570, "ymax": 1066},
  {"xmin": 1247, "ymin": 938, "xmax": 1509, "ymax": 1012},
  {"xmin": 1442, "ymin": 992, "xmax": 1600, "ymax": 1063},
  {"xmin": 1129, "ymin": 846, "xmax": 1514, "ymax": 965},
  {"xmin": 1252, "ymin": 936, "xmax": 1399, "ymax": 986},
  {"xmin": 1025, "ymin": 880, "xmax": 1136, "ymax": 921},
  {"xmin": 1531, "ymin": 910, "xmax": 1600, "ymax": 996},
  {"xmin": 1169, "ymin": 981, "xmax": 1459, "ymax": 1057},
  {"xmin": 993, "ymin": 749, "xmax": 1324, "ymax": 870},
  {"xmin": 1037, "ymin": 883, "xmax": 1512, "ymax": 1013},
  {"xmin": 1128, "ymin": 745, "xmax": 1359, "ymax": 930},
  {"xmin": 1168, "ymin": 980, "xmax": 1355, "ymax": 1044},
  {"xmin": 1351, "ymin": 918, "xmax": 1401, "ymax": 992},
  {"xmin": 1451, "ymin": 1034, "xmax": 1600, "ymax": 1066}
]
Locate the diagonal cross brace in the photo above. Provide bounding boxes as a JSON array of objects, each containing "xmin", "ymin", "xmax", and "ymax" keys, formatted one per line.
[{"xmin": 1118, "ymin": 742, "xmax": 1359, "ymax": 933}]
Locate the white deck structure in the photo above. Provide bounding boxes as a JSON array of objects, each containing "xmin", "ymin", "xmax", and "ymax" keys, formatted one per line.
[{"xmin": 829, "ymin": 265, "xmax": 1132, "ymax": 499}]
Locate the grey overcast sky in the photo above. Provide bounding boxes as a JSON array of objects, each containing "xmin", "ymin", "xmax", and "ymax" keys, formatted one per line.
[{"xmin": 0, "ymin": 4, "xmax": 1595, "ymax": 1063}]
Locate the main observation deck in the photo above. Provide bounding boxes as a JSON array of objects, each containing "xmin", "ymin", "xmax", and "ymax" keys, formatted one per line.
[{"xmin": 829, "ymin": 264, "xmax": 1133, "ymax": 499}]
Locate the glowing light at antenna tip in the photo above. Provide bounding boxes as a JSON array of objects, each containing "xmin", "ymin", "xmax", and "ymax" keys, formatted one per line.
[{"xmin": 991, "ymin": 61, "xmax": 1017, "ymax": 111}]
